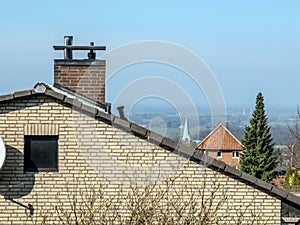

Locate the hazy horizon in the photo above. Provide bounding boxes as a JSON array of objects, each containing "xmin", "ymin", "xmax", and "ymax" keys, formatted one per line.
[{"xmin": 0, "ymin": 1, "xmax": 299, "ymax": 112}]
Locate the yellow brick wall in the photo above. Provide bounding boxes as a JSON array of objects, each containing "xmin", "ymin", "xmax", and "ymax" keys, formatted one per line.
[{"xmin": 0, "ymin": 96, "xmax": 281, "ymax": 224}]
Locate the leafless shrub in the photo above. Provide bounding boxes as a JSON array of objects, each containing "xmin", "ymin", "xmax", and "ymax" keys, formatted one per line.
[
  {"xmin": 29, "ymin": 169, "xmax": 269, "ymax": 225},
  {"xmin": 287, "ymin": 107, "xmax": 300, "ymax": 168}
]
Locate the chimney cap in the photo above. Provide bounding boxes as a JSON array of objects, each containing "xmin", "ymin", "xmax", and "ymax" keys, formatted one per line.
[
  {"xmin": 53, "ymin": 36, "xmax": 106, "ymax": 60},
  {"xmin": 53, "ymin": 45, "xmax": 106, "ymax": 51}
]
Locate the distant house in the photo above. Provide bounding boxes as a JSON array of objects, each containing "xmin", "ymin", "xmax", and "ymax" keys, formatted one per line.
[
  {"xmin": 0, "ymin": 36, "xmax": 299, "ymax": 224},
  {"xmin": 196, "ymin": 124, "xmax": 242, "ymax": 168}
]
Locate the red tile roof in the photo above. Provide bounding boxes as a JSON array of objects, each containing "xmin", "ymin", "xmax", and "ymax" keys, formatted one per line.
[
  {"xmin": 197, "ymin": 124, "xmax": 242, "ymax": 151},
  {"xmin": 1, "ymin": 84, "xmax": 300, "ymax": 208}
]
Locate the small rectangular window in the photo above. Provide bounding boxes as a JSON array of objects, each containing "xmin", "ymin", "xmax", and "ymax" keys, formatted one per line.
[
  {"xmin": 24, "ymin": 136, "xmax": 58, "ymax": 172},
  {"xmin": 232, "ymin": 151, "xmax": 240, "ymax": 158},
  {"xmin": 217, "ymin": 150, "xmax": 222, "ymax": 158}
]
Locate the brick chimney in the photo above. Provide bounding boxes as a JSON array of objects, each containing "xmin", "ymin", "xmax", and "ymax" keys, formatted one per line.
[{"xmin": 53, "ymin": 36, "xmax": 106, "ymax": 105}]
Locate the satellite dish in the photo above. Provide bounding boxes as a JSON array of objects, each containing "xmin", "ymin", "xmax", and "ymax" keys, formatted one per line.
[{"xmin": 0, "ymin": 137, "xmax": 6, "ymax": 170}]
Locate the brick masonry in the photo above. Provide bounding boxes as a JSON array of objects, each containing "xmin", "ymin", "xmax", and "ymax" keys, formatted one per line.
[
  {"xmin": 0, "ymin": 95, "xmax": 285, "ymax": 224},
  {"xmin": 206, "ymin": 150, "xmax": 240, "ymax": 167},
  {"xmin": 54, "ymin": 60, "xmax": 106, "ymax": 104}
]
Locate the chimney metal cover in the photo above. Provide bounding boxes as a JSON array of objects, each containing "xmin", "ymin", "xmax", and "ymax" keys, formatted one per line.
[{"xmin": 64, "ymin": 36, "xmax": 73, "ymax": 60}]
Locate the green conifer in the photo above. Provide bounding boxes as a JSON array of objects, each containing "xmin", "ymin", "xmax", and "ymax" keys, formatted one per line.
[
  {"xmin": 240, "ymin": 93, "xmax": 278, "ymax": 181},
  {"xmin": 292, "ymin": 170, "xmax": 300, "ymax": 190}
]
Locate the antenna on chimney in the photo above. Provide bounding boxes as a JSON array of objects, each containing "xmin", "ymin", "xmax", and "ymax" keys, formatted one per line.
[{"xmin": 53, "ymin": 36, "xmax": 106, "ymax": 60}]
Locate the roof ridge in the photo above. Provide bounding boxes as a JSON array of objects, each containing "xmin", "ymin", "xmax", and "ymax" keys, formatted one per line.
[
  {"xmin": 0, "ymin": 84, "xmax": 299, "ymax": 207},
  {"xmin": 195, "ymin": 123, "xmax": 223, "ymax": 148},
  {"xmin": 196, "ymin": 123, "xmax": 242, "ymax": 150}
]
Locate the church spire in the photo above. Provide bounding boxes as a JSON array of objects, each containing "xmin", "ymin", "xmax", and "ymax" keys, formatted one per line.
[{"xmin": 182, "ymin": 117, "xmax": 191, "ymax": 143}]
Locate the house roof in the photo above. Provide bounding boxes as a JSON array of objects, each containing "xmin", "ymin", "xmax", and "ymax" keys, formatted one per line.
[
  {"xmin": 197, "ymin": 124, "xmax": 242, "ymax": 151},
  {"xmin": 0, "ymin": 83, "xmax": 299, "ymax": 210}
]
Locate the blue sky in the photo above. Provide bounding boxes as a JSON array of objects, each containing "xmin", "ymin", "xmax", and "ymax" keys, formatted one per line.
[{"xmin": 0, "ymin": 1, "xmax": 299, "ymax": 112}]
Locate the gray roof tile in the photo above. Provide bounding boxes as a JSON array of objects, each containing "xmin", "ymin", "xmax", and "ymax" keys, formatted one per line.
[
  {"xmin": 0, "ymin": 94, "xmax": 14, "ymax": 102},
  {"xmin": 161, "ymin": 137, "xmax": 178, "ymax": 150},
  {"xmin": 96, "ymin": 110, "xmax": 114, "ymax": 123},
  {"xmin": 130, "ymin": 123, "xmax": 148, "ymax": 138},
  {"xmin": 112, "ymin": 116, "xmax": 131, "ymax": 131},
  {"xmin": 45, "ymin": 89, "xmax": 66, "ymax": 101},
  {"xmin": 64, "ymin": 97, "xmax": 82, "ymax": 108},
  {"xmin": 13, "ymin": 90, "xmax": 34, "ymax": 98},
  {"xmin": 0, "ymin": 83, "xmax": 299, "ymax": 208},
  {"xmin": 148, "ymin": 131, "xmax": 164, "ymax": 145},
  {"xmin": 80, "ymin": 104, "xmax": 98, "ymax": 115}
]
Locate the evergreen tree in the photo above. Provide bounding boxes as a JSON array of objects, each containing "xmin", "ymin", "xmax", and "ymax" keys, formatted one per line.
[
  {"xmin": 295, "ymin": 170, "xmax": 300, "ymax": 189},
  {"xmin": 290, "ymin": 170, "xmax": 300, "ymax": 190},
  {"xmin": 240, "ymin": 93, "xmax": 278, "ymax": 182}
]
